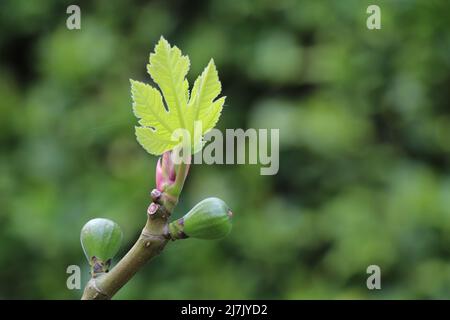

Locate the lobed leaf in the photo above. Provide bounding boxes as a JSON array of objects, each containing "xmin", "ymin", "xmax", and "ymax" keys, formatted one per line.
[{"xmin": 131, "ymin": 37, "xmax": 225, "ymax": 155}]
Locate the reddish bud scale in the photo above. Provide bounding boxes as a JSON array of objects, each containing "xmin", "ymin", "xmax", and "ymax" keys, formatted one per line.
[{"xmin": 156, "ymin": 151, "xmax": 176, "ymax": 192}]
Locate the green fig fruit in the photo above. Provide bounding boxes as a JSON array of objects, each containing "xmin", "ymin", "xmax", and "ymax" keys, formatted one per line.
[
  {"xmin": 80, "ymin": 218, "xmax": 123, "ymax": 273},
  {"xmin": 169, "ymin": 197, "xmax": 233, "ymax": 240}
]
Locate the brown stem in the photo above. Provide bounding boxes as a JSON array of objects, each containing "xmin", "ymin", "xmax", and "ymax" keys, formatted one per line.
[{"xmin": 81, "ymin": 160, "xmax": 190, "ymax": 300}]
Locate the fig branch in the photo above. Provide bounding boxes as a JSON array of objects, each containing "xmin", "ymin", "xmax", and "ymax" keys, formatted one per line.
[
  {"xmin": 80, "ymin": 38, "xmax": 232, "ymax": 300},
  {"xmin": 81, "ymin": 152, "xmax": 232, "ymax": 300}
]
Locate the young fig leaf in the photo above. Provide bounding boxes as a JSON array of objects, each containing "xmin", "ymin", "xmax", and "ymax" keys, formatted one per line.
[{"xmin": 131, "ymin": 36, "xmax": 225, "ymax": 156}]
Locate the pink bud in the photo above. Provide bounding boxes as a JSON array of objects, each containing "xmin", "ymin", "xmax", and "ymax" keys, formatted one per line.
[
  {"xmin": 162, "ymin": 152, "xmax": 176, "ymax": 182},
  {"xmin": 156, "ymin": 158, "xmax": 165, "ymax": 191},
  {"xmin": 155, "ymin": 151, "xmax": 176, "ymax": 191}
]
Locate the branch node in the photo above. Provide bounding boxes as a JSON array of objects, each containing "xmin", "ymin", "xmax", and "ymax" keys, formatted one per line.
[
  {"xmin": 147, "ymin": 202, "xmax": 160, "ymax": 216},
  {"xmin": 150, "ymin": 189, "xmax": 162, "ymax": 203}
]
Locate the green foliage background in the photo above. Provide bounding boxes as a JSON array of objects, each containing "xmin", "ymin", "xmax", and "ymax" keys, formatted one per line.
[{"xmin": 0, "ymin": 0, "xmax": 449, "ymax": 299}]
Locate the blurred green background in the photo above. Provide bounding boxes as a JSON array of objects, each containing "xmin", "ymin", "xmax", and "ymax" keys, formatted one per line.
[{"xmin": 0, "ymin": 0, "xmax": 449, "ymax": 299}]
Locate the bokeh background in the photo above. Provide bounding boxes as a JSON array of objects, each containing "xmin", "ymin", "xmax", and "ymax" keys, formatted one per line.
[{"xmin": 0, "ymin": 0, "xmax": 449, "ymax": 299}]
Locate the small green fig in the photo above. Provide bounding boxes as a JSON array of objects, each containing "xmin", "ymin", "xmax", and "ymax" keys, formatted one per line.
[
  {"xmin": 80, "ymin": 218, "xmax": 123, "ymax": 273},
  {"xmin": 169, "ymin": 197, "xmax": 233, "ymax": 240}
]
